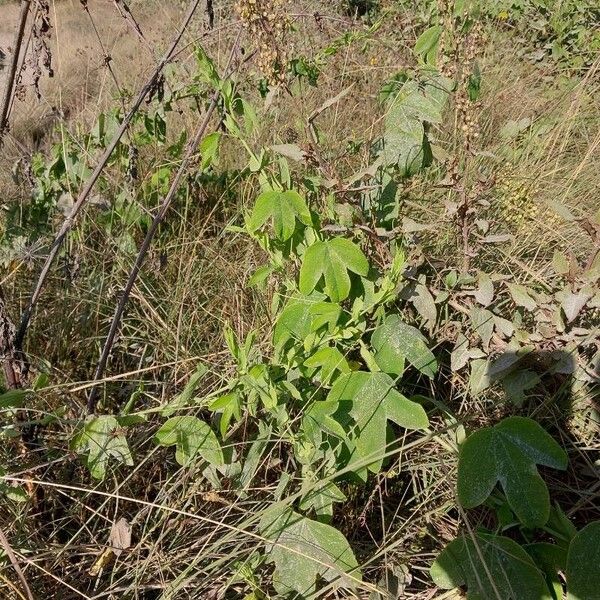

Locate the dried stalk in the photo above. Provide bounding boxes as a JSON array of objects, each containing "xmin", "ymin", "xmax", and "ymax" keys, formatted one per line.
[
  {"xmin": 0, "ymin": 528, "xmax": 34, "ymax": 600},
  {"xmin": 0, "ymin": 0, "xmax": 32, "ymax": 145},
  {"xmin": 0, "ymin": 285, "xmax": 25, "ymax": 389}
]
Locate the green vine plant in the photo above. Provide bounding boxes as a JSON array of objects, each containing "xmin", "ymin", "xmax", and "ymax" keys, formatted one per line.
[{"xmin": 30, "ymin": 33, "xmax": 453, "ymax": 596}]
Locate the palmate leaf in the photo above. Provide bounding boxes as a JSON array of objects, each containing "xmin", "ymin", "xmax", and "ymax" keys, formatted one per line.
[
  {"xmin": 260, "ymin": 505, "xmax": 361, "ymax": 597},
  {"xmin": 72, "ymin": 415, "xmax": 133, "ymax": 480},
  {"xmin": 273, "ymin": 296, "xmax": 314, "ymax": 349},
  {"xmin": 309, "ymin": 301, "xmax": 343, "ymax": 333},
  {"xmin": 304, "ymin": 346, "xmax": 351, "ymax": 385},
  {"xmin": 457, "ymin": 416, "xmax": 568, "ymax": 527},
  {"xmin": 247, "ymin": 190, "xmax": 311, "ymax": 241},
  {"xmin": 299, "ymin": 480, "xmax": 347, "ymax": 522},
  {"xmin": 299, "ymin": 237, "xmax": 369, "ymax": 302},
  {"xmin": 320, "ymin": 372, "xmax": 429, "ymax": 473},
  {"xmin": 431, "ymin": 532, "xmax": 553, "ymax": 600},
  {"xmin": 154, "ymin": 416, "xmax": 224, "ymax": 467},
  {"xmin": 566, "ymin": 521, "xmax": 600, "ymax": 600},
  {"xmin": 371, "ymin": 314, "xmax": 437, "ymax": 378},
  {"xmin": 272, "ymin": 293, "xmax": 328, "ymax": 354},
  {"xmin": 382, "ymin": 77, "xmax": 448, "ymax": 175}
]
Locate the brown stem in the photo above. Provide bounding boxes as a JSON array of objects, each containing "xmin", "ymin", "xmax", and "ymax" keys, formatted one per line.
[
  {"xmin": 456, "ymin": 185, "xmax": 471, "ymax": 273},
  {"xmin": 0, "ymin": 0, "xmax": 32, "ymax": 145},
  {"xmin": 0, "ymin": 285, "xmax": 24, "ymax": 389},
  {"xmin": 0, "ymin": 528, "xmax": 34, "ymax": 600}
]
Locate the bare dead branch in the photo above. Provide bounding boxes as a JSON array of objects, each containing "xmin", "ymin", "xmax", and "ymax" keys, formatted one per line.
[
  {"xmin": 0, "ymin": 0, "xmax": 32, "ymax": 145},
  {"xmin": 16, "ymin": 0, "xmax": 205, "ymax": 351}
]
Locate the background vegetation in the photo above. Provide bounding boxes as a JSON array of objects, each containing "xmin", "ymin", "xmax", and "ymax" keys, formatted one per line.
[{"xmin": 0, "ymin": 0, "xmax": 598, "ymax": 598}]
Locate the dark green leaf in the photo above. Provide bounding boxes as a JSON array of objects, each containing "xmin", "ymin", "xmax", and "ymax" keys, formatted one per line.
[
  {"xmin": 260, "ymin": 505, "xmax": 361, "ymax": 596},
  {"xmin": 299, "ymin": 238, "xmax": 369, "ymax": 302},
  {"xmin": 248, "ymin": 190, "xmax": 311, "ymax": 241},
  {"xmin": 323, "ymin": 371, "xmax": 429, "ymax": 472},
  {"xmin": 431, "ymin": 532, "xmax": 553, "ymax": 599},
  {"xmin": 0, "ymin": 389, "xmax": 28, "ymax": 409},
  {"xmin": 567, "ymin": 521, "xmax": 600, "ymax": 600},
  {"xmin": 273, "ymin": 294, "xmax": 324, "ymax": 351},
  {"xmin": 304, "ymin": 346, "xmax": 351, "ymax": 385},
  {"xmin": 526, "ymin": 543, "xmax": 566, "ymax": 600},
  {"xmin": 457, "ymin": 416, "xmax": 568, "ymax": 527},
  {"xmin": 501, "ymin": 369, "xmax": 540, "ymax": 407},
  {"xmin": 371, "ymin": 315, "xmax": 437, "ymax": 378},
  {"xmin": 154, "ymin": 416, "xmax": 223, "ymax": 467}
]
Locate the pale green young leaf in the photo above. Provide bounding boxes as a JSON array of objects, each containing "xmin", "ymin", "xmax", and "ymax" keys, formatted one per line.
[
  {"xmin": 457, "ymin": 416, "xmax": 568, "ymax": 527},
  {"xmin": 260, "ymin": 505, "xmax": 361, "ymax": 596},
  {"xmin": 209, "ymin": 392, "xmax": 241, "ymax": 438},
  {"xmin": 248, "ymin": 190, "xmax": 311, "ymax": 241},
  {"xmin": 304, "ymin": 346, "xmax": 351, "ymax": 385},
  {"xmin": 248, "ymin": 264, "xmax": 274, "ymax": 288},
  {"xmin": 371, "ymin": 315, "xmax": 437, "ymax": 378},
  {"xmin": 199, "ymin": 131, "xmax": 220, "ymax": 170},
  {"xmin": 273, "ymin": 298, "xmax": 313, "ymax": 349},
  {"xmin": 194, "ymin": 46, "xmax": 220, "ymax": 85},
  {"xmin": 72, "ymin": 415, "xmax": 133, "ymax": 480},
  {"xmin": 431, "ymin": 532, "xmax": 553, "ymax": 599},
  {"xmin": 3, "ymin": 486, "xmax": 29, "ymax": 502},
  {"xmin": 154, "ymin": 416, "xmax": 223, "ymax": 467},
  {"xmin": 299, "ymin": 238, "xmax": 369, "ymax": 302},
  {"xmin": 414, "ymin": 25, "xmax": 442, "ymax": 57},
  {"xmin": 309, "ymin": 301, "xmax": 342, "ymax": 333}
]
